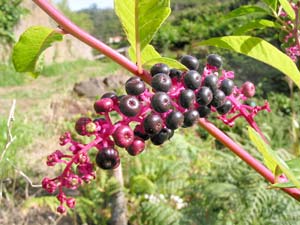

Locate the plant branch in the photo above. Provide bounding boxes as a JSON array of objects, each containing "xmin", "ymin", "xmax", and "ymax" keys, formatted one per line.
[{"xmin": 33, "ymin": 0, "xmax": 300, "ymax": 200}]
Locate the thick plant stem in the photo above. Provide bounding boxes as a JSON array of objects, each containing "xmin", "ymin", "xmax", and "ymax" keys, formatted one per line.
[{"xmin": 33, "ymin": 0, "xmax": 300, "ymax": 201}]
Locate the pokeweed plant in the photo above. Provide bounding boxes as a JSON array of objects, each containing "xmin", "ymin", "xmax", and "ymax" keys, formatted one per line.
[{"xmin": 11, "ymin": 0, "xmax": 300, "ymax": 214}]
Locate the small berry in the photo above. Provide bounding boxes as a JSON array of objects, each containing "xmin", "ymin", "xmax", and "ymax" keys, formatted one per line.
[
  {"xmin": 183, "ymin": 70, "xmax": 201, "ymax": 90},
  {"xmin": 207, "ymin": 54, "xmax": 222, "ymax": 68},
  {"xmin": 96, "ymin": 147, "xmax": 120, "ymax": 170},
  {"xmin": 217, "ymin": 99, "xmax": 232, "ymax": 115},
  {"xmin": 150, "ymin": 63, "xmax": 170, "ymax": 76},
  {"xmin": 112, "ymin": 125, "xmax": 134, "ymax": 148},
  {"xmin": 101, "ymin": 92, "xmax": 117, "ymax": 99},
  {"xmin": 126, "ymin": 138, "xmax": 145, "ymax": 156},
  {"xmin": 134, "ymin": 125, "xmax": 149, "ymax": 140},
  {"xmin": 180, "ymin": 55, "xmax": 199, "ymax": 70},
  {"xmin": 151, "ymin": 73, "xmax": 172, "ymax": 92},
  {"xmin": 169, "ymin": 68, "xmax": 182, "ymax": 79},
  {"xmin": 94, "ymin": 98, "xmax": 114, "ymax": 113},
  {"xmin": 125, "ymin": 77, "xmax": 146, "ymax": 95},
  {"xmin": 57, "ymin": 205, "xmax": 66, "ymax": 214},
  {"xmin": 203, "ymin": 75, "xmax": 218, "ymax": 92},
  {"xmin": 220, "ymin": 79, "xmax": 234, "ymax": 96},
  {"xmin": 75, "ymin": 117, "xmax": 92, "ymax": 136},
  {"xmin": 211, "ymin": 90, "xmax": 226, "ymax": 108},
  {"xmin": 183, "ymin": 110, "xmax": 199, "ymax": 127},
  {"xmin": 119, "ymin": 95, "xmax": 141, "ymax": 117},
  {"xmin": 179, "ymin": 89, "xmax": 195, "ymax": 109},
  {"xmin": 196, "ymin": 87, "xmax": 213, "ymax": 106},
  {"xmin": 143, "ymin": 113, "xmax": 163, "ymax": 135},
  {"xmin": 166, "ymin": 110, "xmax": 184, "ymax": 130},
  {"xmin": 150, "ymin": 128, "xmax": 173, "ymax": 145},
  {"xmin": 151, "ymin": 92, "xmax": 172, "ymax": 113},
  {"xmin": 197, "ymin": 105, "xmax": 211, "ymax": 118},
  {"xmin": 241, "ymin": 81, "xmax": 255, "ymax": 98}
]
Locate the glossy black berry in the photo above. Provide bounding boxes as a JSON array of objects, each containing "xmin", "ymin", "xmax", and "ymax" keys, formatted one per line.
[
  {"xmin": 166, "ymin": 110, "xmax": 184, "ymax": 130},
  {"xmin": 125, "ymin": 77, "xmax": 146, "ymax": 95},
  {"xmin": 196, "ymin": 87, "xmax": 213, "ymax": 106},
  {"xmin": 220, "ymin": 79, "xmax": 234, "ymax": 96},
  {"xmin": 112, "ymin": 125, "xmax": 134, "ymax": 148},
  {"xmin": 179, "ymin": 89, "xmax": 195, "ymax": 109},
  {"xmin": 151, "ymin": 92, "xmax": 172, "ymax": 113},
  {"xmin": 150, "ymin": 63, "xmax": 170, "ymax": 76},
  {"xmin": 96, "ymin": 147, "xmax": 120, "ymax": 170},
  {"xmin": 134, "ymin": 125, "xmax": 150, "ymax": 140},
  {"xmin": 101, "ymin": 92, "xmax": 117, "ymax": 99},
  {"xmin": 207, "ymin": 54, "xmax": 222, "ymax": 68},
  {"xmin": 183, "ymin": 110, "xmax": 199, "ymax": 127},
  {"xmin": 197, "ymin": 105, "xmax": 211, "ymax": 118},
  {"xmin": 119, "ymin": 95, "xmax": 141, "ymax": 117},
  {"xmin": 151, "ymin": 73, "xmax": 172, "ymax": 92},
  {"xmin": 180, "ymin": 55, "xmax": 199, "ymax": 70},
  {"xmin": 203, "ymin": 75, "xmax": 218, "ymax": 92},
  {"xmin": 217, "ymin": 99, "xmax": 232, "ymax": 115},
  {"xmin": 143, "ymin": 113, "xmax": 163, "ymax": 135},
  {"xmin": 183, "ymin": 70, "xmax": 201, "ymax": 90},
  {"xmin": 150, "ymin": 128, "xmax": 173, "ymax": 145},
  {"xmin": 169, "ymin": 68, "xmax": 182, "ymax": 79},
  {"xmin": 211, "ymin": 89, "xmax": 226, "ymax": 108}
]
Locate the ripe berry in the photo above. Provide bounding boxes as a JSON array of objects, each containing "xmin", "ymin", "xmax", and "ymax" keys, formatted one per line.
[
  {"xmin": 241, "ymin": 81, "xmax": 255, "ymax": 98},
  {"xmin": 183, "ymin": 70, "xmax": 201, "ymax": 90},
  {"xmin": 101, "ymin": 92, "xmax": 117, "ymax": 100},
  {"xmin": 151, "ymin": 92, "xmax": 172, "ymax": 113},
  {"xmin": 180, "ymin": 55, "xmax": 199, "ymax": 70},
  {"xmin": 196, "ymin": 87, "xmax": 213, "ymax": 106},
  {"xmin": 75, "ymin": 117, "xmax": 92, "ymax": 135},
  {"xmin": 134, "ymin": 125, "xmax": 149, "ymax": 140},
  {"xmin": 150, "ymin": 128, "xmax": 173, "ymax": 145},
  {"xmin": 94, "ymin": 98, "xmax": 114, "ymax": 113},
  {"xmin": 143, "ymin": 113, "xmax": 163, "ymax": 135},
  {"xmin": 112, "ymin": 125, "xmax": 134, "ymax": 148},
  {"xmin": 179, "ymin": 89, "xmax": 195, "ymax": 109},
  {"xmin": 197, "ymin": 105, "xmax": 211, "ymax": 118},
  {"xmin": 119, "ymin": 95, "xmax": 141, "ymax": 117},
  {"xmin": 183, "ymin": 110, "xmax": 199, "ymax": 127},
  {"xmin": 96, "ymin": 147, "xmax": 120, "ymax": 170},
  {"xmin": 207, "ymin": 54, "xmax": 222, "ymax": 68},
  {"xmin": 151, "ymin": 73, "xmax": 172, "ymax": 92},
  {"xmin": 220, "ymin": 79, "xmax": 234, "ymax": 96},
  {"xmin": 211, "ymin": 89, "xmax": 226, "ymax": 108},
  {"xmin": 169, "ymin": 68, "xmax": 182, "ymax": 79},
  {"xmin": 150, "ymin": 63, "xmax": 170, "ymax": 76},
  {"xmin": 125, "ymin": 77, "xmax": 146, "ymax": 95},
  {"xmin": 203, "ymin": 75, "xmax": 218, "ymax": 92},
  {"xmin": 166, "ymin": 110, "xmax": 184, "ymax": 130},
  {"xmin": 126, "ymin": 138, "xmax": 145, "ymax": 156},
  {"xmin": 217, "ymin": 99, "xmax": 232, "ymax": 115}
]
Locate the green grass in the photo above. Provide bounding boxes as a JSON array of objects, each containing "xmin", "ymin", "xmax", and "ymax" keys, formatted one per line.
[{"xmin": 0, "ymin": 63, "xmax": 28, "ymax": 87}]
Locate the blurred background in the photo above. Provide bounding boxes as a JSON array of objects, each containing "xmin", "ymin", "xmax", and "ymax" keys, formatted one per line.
[{"xmin": 1, "ymin": 0, "xmax": 300, "ymax": 224}]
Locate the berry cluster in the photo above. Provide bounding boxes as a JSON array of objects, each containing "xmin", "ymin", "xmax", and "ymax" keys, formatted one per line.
[{"xmin": 42, "ymin": 54, "xmax": 270, "ymax": 213}]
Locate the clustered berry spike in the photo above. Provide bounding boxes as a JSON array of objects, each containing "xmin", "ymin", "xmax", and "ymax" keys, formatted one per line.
[{"xmin": 42, "ymin": 54, "xmax": 270, "ymax": 214}]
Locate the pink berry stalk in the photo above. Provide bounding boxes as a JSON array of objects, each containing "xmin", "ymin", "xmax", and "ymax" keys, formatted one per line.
[{"xmin": 33, "ymin": 0, "xmax": 300, "ymax": 201}]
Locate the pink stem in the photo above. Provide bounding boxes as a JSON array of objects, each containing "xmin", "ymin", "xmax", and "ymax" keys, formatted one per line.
[{"xmin": 33, "ymin": 0, "xmax": 300, "ymax": 201}]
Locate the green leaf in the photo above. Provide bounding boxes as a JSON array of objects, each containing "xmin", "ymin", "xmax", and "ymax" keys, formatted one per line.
[
  {"xmin": 278, "ymin": 0, "xmax": 295, "ymax": 20},
  {"xmin": 224, "ymin": 5, "xmax": 269, "ymax": 19},
  {"xmin": 130, "ymin": 175, "xmax": 156, "ymax": 194},
  {"xmin": 199, "ymin": 36, "xmax": 300, "ymax": 87},
  {"xmin": 12, "ymin": 26, "xmax": 63, "ymax": 77},
  {"xmin": 114, "ymin": 0, "xmax": 171, "ymax": 53},
  {"xmin": 143, "ymin": 57, "xmax": 188, "ymax": 71},
  {"xmin": 262, "ymin": 0, "xmax": 278, "ymax": 11},
  {"xmin": 129, "ymin": 44, "xmax": 161, "ymax": 64},
  {"xmin": 271, "ymin": 181, "xmax": 295, "ymax": 188},
  {"xmin": 234, "ymin": 19, "xmax": 279, "ymax": 35}
]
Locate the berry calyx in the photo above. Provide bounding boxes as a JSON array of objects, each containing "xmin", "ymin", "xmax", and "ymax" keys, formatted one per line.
[
  {"xmin": 96, "ymin": 147, "xmax": 120, "ymax": 170},
  {"xmin": 75, "ymin": 117, "xmax": 92, "ymax": 136}
]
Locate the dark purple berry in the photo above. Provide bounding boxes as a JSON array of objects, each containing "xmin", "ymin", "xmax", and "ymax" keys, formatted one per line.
[
  {"xmin": 75, "ymin": 117, "xmax": 92, "ymax": 135},
  {"xmin": 150, "ymin": 63, "xmax": 170, "ymax": 76},
  {"xmin": 217, "ymin": 99, "xmax": 232, "ymax": 115},
  {"xmin": 196, "ymin": 87, "xmax": 213, "ymax": 106},
  {"xmin": 125, "ymin": 77, "xmax": 146, "ymax": 95},
  {"xmin": 101, "ymin": 92, "xmax": 117, "ymax": 99},
  {"xmin": 151, "ymin": 92, "xmax": 172, "ymax": 113},
  {"xmin": 179, "ymin": 89, "xmax": 195, "ymax": 109},
  {"xmin": 96, "ymin": 147, "xmax": 120, "ymax": 170},
  {"xmin": 94, "ymin": 98, "xmax": 114, "ymax": 113},
  {"xmin": 126, "ymin": 138, "xmax": 145, "ymax": 156},
  {"xmin": 134, "ymin": 125, "xmax": 149, "ymax": 140},
  {"xmin": 180, "ymin": 55, "xmax": 199, "ymax": 70},
  {"xmin": 119, "ymin": 95, "xmax": 141, "ymax": 117},
  {"xmin": 183, "ymin": 110, "xmax": 199, "ymax": 127},
  {"xmin": 169, "ymin": 68, "xmax": 182, "ymax": 79},
  {"xmin": 183, "ymin": 70, "xmax": 201, "ymax": 90},
  {"xmin": 220, "ymin": 79, "xmax": 234, "ymax": 96},
  {"xmin": 143, "ymin": 113, "xmax": 163, "ymax": 135},
  {"xmin": 241, "ymin": 81, "xmax": 255, "ymax": 98},
  {"xmin": 166, "ymin": 111, "xmax": 184, "ymax": 130},
  {"xmin": 197, "ymin": 105, "xmax": 211, "ymax": 118},
  {"xmin": 203, "ymin": 75, "xmax": 218, "ymax": 92},
  {"xmin": 150, "ymin": 128, "xmax": 173, "ymax": 145},
  {"xmin": 207, "ymin": 54, "xmax": 222, "ymax": 68},
  {"xmin": 151, "ymin": 73, "xmax": 172, "ymax": 92},
  {"xmin": 211, "ymin": 90, "xmax": 226, "ymax": 108},
  {"xmin": 112, "ymin": 125, "xmax": 134, "ymax": 148}
]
